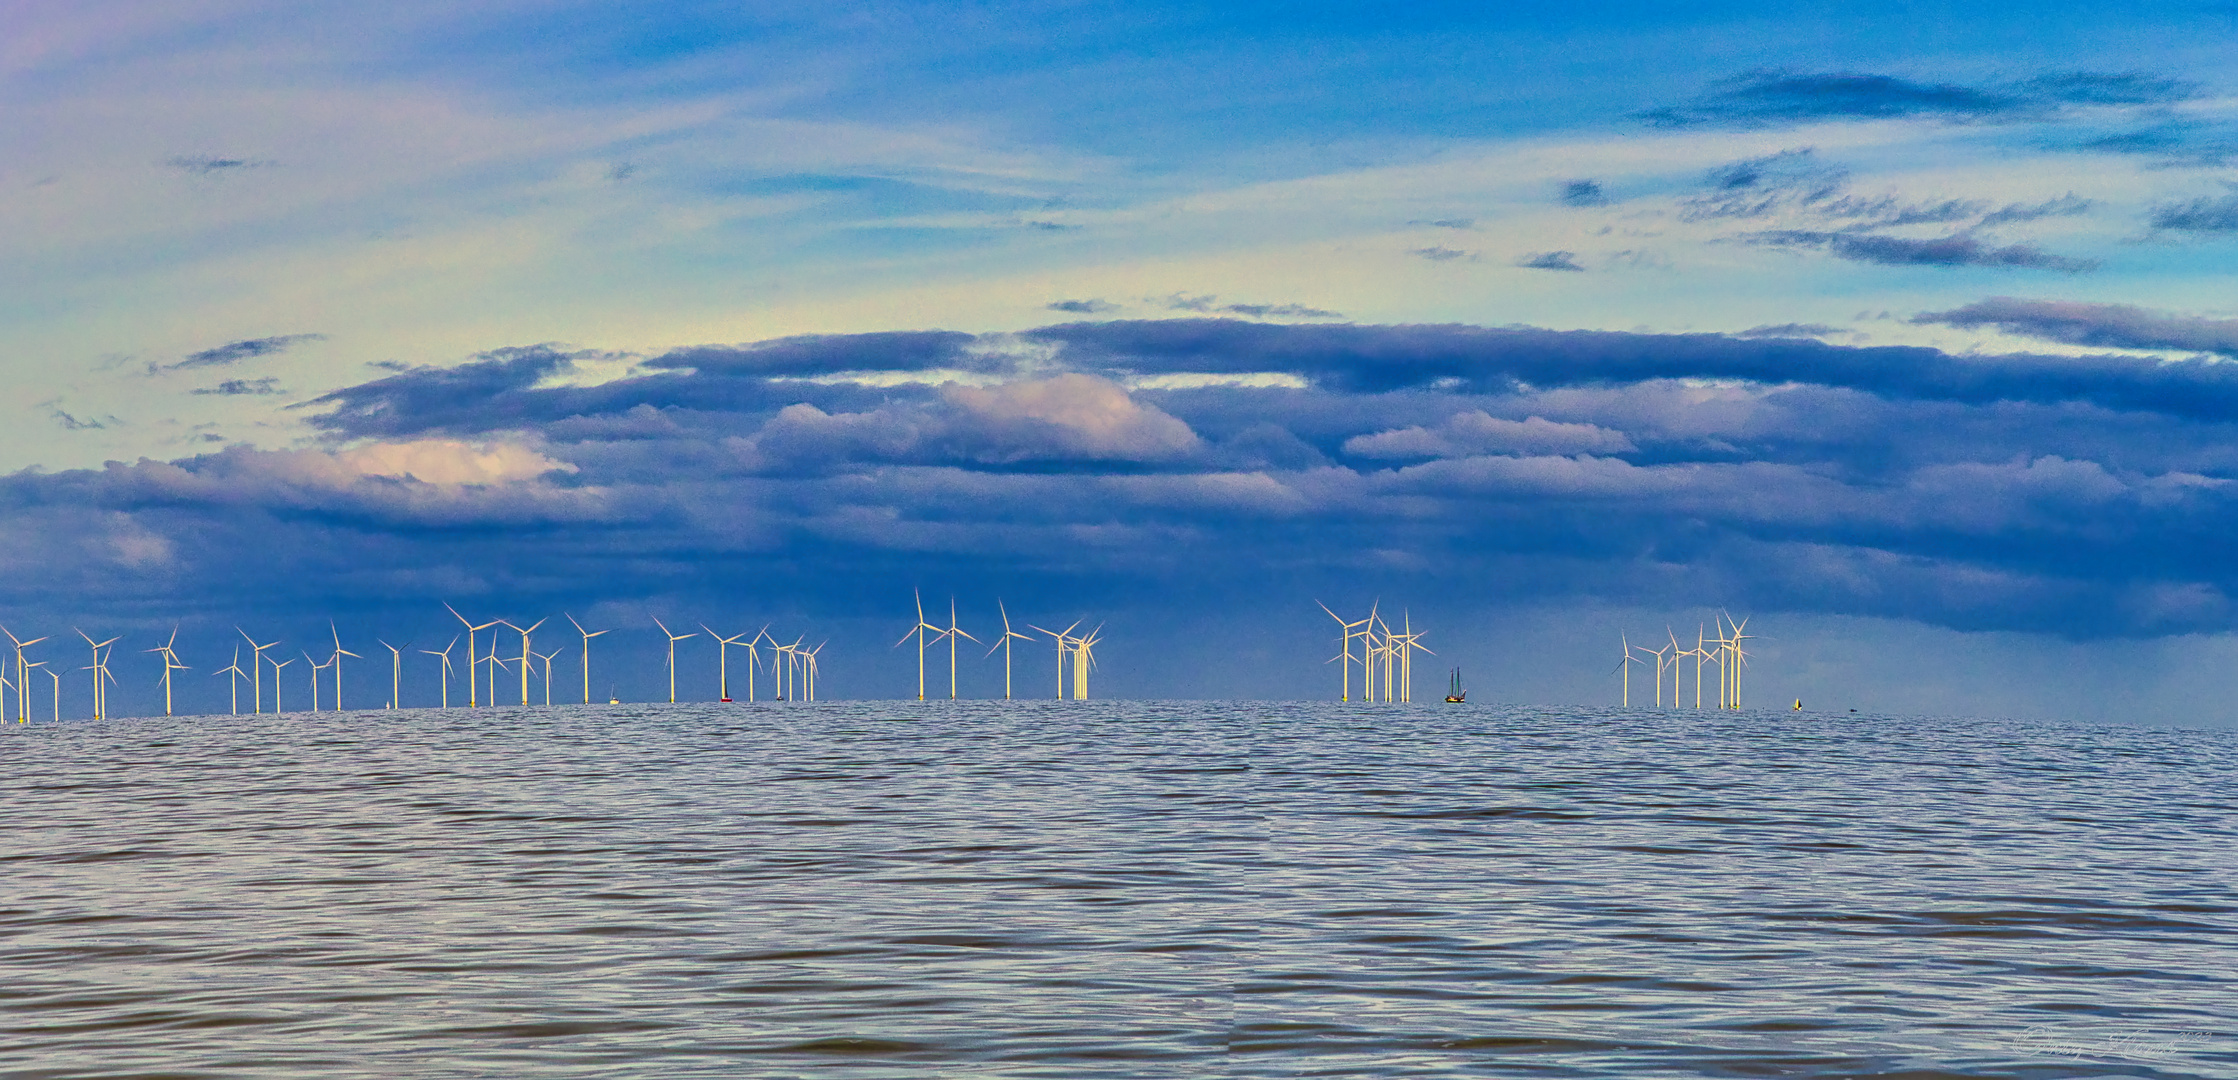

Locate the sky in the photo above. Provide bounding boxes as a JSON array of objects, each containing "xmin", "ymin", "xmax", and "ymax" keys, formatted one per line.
[{"xmin": 7, "ymin": 1, "xmax": 2238, "ymax": 723}]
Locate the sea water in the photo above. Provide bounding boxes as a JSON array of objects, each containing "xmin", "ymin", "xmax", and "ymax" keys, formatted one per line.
[{"xmin": 0, "ymin": 702, "xmax": 2231, "ymax": 1078}]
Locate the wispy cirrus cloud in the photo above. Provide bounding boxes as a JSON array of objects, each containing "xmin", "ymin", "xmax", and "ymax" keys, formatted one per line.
[
  {"xmin": 167, "ymin": 334, "xmax": 326, "ymax": 371},
  {"xmin": 1746, "ymin": 231, "xmax": 2096, "ymax": 272},
  {"xmin": 1640, "ymin": 70, "xmax": 2196, "ymax": 128}
]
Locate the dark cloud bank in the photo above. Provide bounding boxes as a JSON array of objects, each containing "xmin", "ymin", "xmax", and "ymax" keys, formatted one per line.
[{"xmin": 18, "ymin": 312, "xmax": 2238, "ymax": 707}]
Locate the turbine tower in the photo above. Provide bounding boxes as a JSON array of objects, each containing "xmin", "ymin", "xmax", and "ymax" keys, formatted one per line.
[{"xmin": 1029, "ymin": 621, "xmax": 1081, "ymax": 699}]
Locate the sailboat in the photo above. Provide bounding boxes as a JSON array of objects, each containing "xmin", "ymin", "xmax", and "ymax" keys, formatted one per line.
[{"xmin": 1445, "ymin": 667, "xmax": 1466, "ymax": 703}]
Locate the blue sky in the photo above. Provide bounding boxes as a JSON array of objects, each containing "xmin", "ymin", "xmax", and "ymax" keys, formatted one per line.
[{"xmin": 6, "ymin": 1, "xmax": 2238, "ymax": 721}]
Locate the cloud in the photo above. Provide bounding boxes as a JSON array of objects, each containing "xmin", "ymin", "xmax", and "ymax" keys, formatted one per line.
[
  {"xmin": 1733, "ymin": 324, "xmax": 1844, "ymax": 339},
  {"xmin": 1640, "ymin": 70, "xmax": 2194, "ymax": 128},
  {"xmin": 1914, "ymin": 297, "xmax": 2238, "ymax": 356},
  {"xmin": 1410, "ymin": 246, "xmax": 1471, "ymax": 262},
  {"xmin": 741, "ymin": 374, "xmax": 1203, "ymax": 470},
  {"xmin": 1560, "ymin": 180, "xmax": 1608, "ymax": 206},
  {"xmin": 1047, "ymin": 299, "xmax": 1118, "ymax": 314},
  {"xmin": 2147, "ymin": 193, "xmax": 2238, "ymax": 234},
  {"xmin": 1161, "ymin": 294, "xmax": 1342, "ymax": 319},
  {"xmin": 172, "ymin": 334, "xmax": 326, "ymax": 371},
  {"xmin": 1344, "ymin": 412, "xmax": 1635, "ymax": 459},
  {"xmin": 1747, "ymin": 231, "xmax": 2096, "ymax": 272},
  {"xmin": 1980, "ymin": 194, "xmax": 2093, "ymax": 225},
  {"xmin": 192, "ymin": 378, "xmax": 284, "ymax": 396},
  {"xmin": 1409, "ymin": 218, "xmax": 1476, "ymax": 229},
  {"xmin": 1517, "ymin": 251, "xmax": 1585, "ymax": 272},
  {"xmin": 47, "ymin": 407, "xmax": 109, "ymax": 431},
  {"xmin": 164, "ymin": 155, "xmax": 274, "ymax": 174}
]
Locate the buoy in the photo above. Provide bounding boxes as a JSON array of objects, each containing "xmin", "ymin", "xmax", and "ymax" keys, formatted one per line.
[{"xmin": 1793, "ymin": 699, "xmax": 1802, "ymax": 710}]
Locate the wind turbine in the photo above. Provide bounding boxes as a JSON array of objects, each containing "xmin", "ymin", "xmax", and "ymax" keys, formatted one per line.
[
  {"xmin": 269, "ymin": 655, "xmax": 293, "ymax": 713},
  {"xmin": 986, "ymin": 600, "xmax": 1033, "ymax": 700},
  {"xmin": 703, "ymin": 624, "xmax": 749, "ymax": 702},
  {"xmin": 566, "ymin": 614, "xmax": 609, "ymax": 705},
  {"xmin": 652, "ymin": 616, "xmax": 695, "ymax": 703},
  {"xmin": 534, "ymin": 648, "xmax": 560, "ymax": 705},
  {"xmin": 804, "ymin": 642, "xmax": 824, "ymax": 701},
  {"xmin": 746, "ymin": 627, "xmax": 779, "ymax": 702},
  {"xmin": 1029, "ymin": 621, "xmax": 1080, "ymax": 699},
  {"xmin": 939, "ymin": 599, "xmax": 978, "ymax": 700},
  {"xmin": 1071, "ymin": 624, "xmax": 1103, "ymax": 701},
  {"xmin": 1316, "ymin": 601, "xmax": 1371, "ymax": 702},
  {"xmin": 76, "ymin": 629, "xmax": 118, "ymax": 720},
  {"xmin": 216, "ymin": 647, "xmax": 248, "ymax": 716},
  {"xmin": 378, "ymin": 640, "xmax": 407, "ymax": 709},
  {"xmin": 1398, "ymin": 613, "xmax": 1434, "ymax": 704},
  {"xmin": 328, "ymin": 622, "xmax": 361, "ymax": 712},
  {"xmin": 422, "ymin": 637, "xmax": 459, "ymax": 708},
  {"xmin": 894, "ymin": 590, "xmax": 945, "ymax": 701},
  {"xmin": 146, "ymin": 626, "xmax": 188, "ymax": 716},
  {"xmin": 1619, "ymin": 633, "xmax": 1644, "ymax": 707},
  {"xmin": 507, "ymin": 618, "xmax": 545, "ymax": 707},
  {"xmin": 445, "ymin": 604, "xmax": 502, "ymax": 707},
  {"xmin": 305, "ymin": 651, "xmax": 329, "ymax": 712},
  {"xmin": 1642, "ymin": 639, "xmax": 1671, "ymax": 707},
  {"xmin": 43, "ymin": 665, "xmax": 58, "ymax": 723},
  {"xmin": 240, "ymin": 628, "xmax": 279, "ymax": 714},
  {"xmin": 3, "ymin": 627, "xmax": 48, "ymax": 723}
]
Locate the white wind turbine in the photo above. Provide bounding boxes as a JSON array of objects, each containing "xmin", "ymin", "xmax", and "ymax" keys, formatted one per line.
[
  {"xmin": 986, "ymin": 601, "xmax": 1033, "ymax": 700},
  {"xmin": 305, "ymin": 651, "xmax": 329, "ymax": 712},
  {"xmin": 216, "ymin": 647, "xmax": 248, "ymax": 716},
  {"xmin": 1619, "ymin": 633, "xmax": 1644, "ymax": 707},
  {"xmin": 3, "ymin": 626, "xmax": 47, "ymax": 723},
  {"xmin": 787, "ymin": 635, "xmax": 807, "ymax": 700},
  {"xmin": 422, "ymin": 637, "xmax": 458, "ymax": 708},
  {"xmin": 1071, "ymin": 624, "xmax": 1103, "ymax": 701},
  {"xmin": 42, "ymin": 664, "xmax": 57, "ymax": 723},
  {"xmin": 508, "ymin": 618, "xmax": 545, "ymax": 707},
  {"xmin": 1642, "ymin": 639, "xmax": 1671, "ymax": 707},
  {"xmin": 1397, "ymin": 613, "xmax": 1434, "ymax": 704},
  {"xmin": 146, "ymin": 626, "xmax": 188, "ymax": 716},
  {"xmin": 444, "ymin": 604, "xmax": 503, "ymax": 708},
  {"xmin": 328, "ymin": 623, "xmax": 361, "ymax": 712},
  {"xmin": 1316, "ymin": 601, "xmax": 1372, "ymax": 702},
  {"xmin": 239, "ymin": 629, "xmax": 279, "ymax": 714},
  {"xmin": 652, "ymin": 616, "xmax": 695, "ymax": 703},
  {"xmin": 76, "ymin": 629, "xmax": 118, "ymax": 720},
  {"xmin": 939, "ymin": 599, "xmax": 977, "ymax": 700},
  {"xmin": 269, "ymin": 655, "xmax": 293, "ymax": 713},
  {"xmin": 378, "ymin": 640, "xmax": 407, "ymax": 709},
  {"xmin": 748, "ymin": 627, "xmax": 778, "ymax": 702},
  {"xmin": 1029, "ymin": 621, "xmax": 1080, "ymax": 699},
  {"xmin": 895, "ymin": 590, "xmax": 945, "ymax": 701},
  {"xmin": 566, "ymin": 615, "xmax": 609, "ymax": 705},
  {"xmin": 804, "ymin": 641, "xmax": 825, "ymax": 702},
  {"xmin": 703, "ymin": 624, "xmax": 750, "ymax": 702},
  {"xmin": 534, "ymin": 647, "xmax": 560, "ymax": 705}
]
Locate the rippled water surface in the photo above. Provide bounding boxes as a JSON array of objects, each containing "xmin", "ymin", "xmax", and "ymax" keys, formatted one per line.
[{"xmin": 2, "ymin": 703, "xmax": 2232, "ymax": 1078}]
